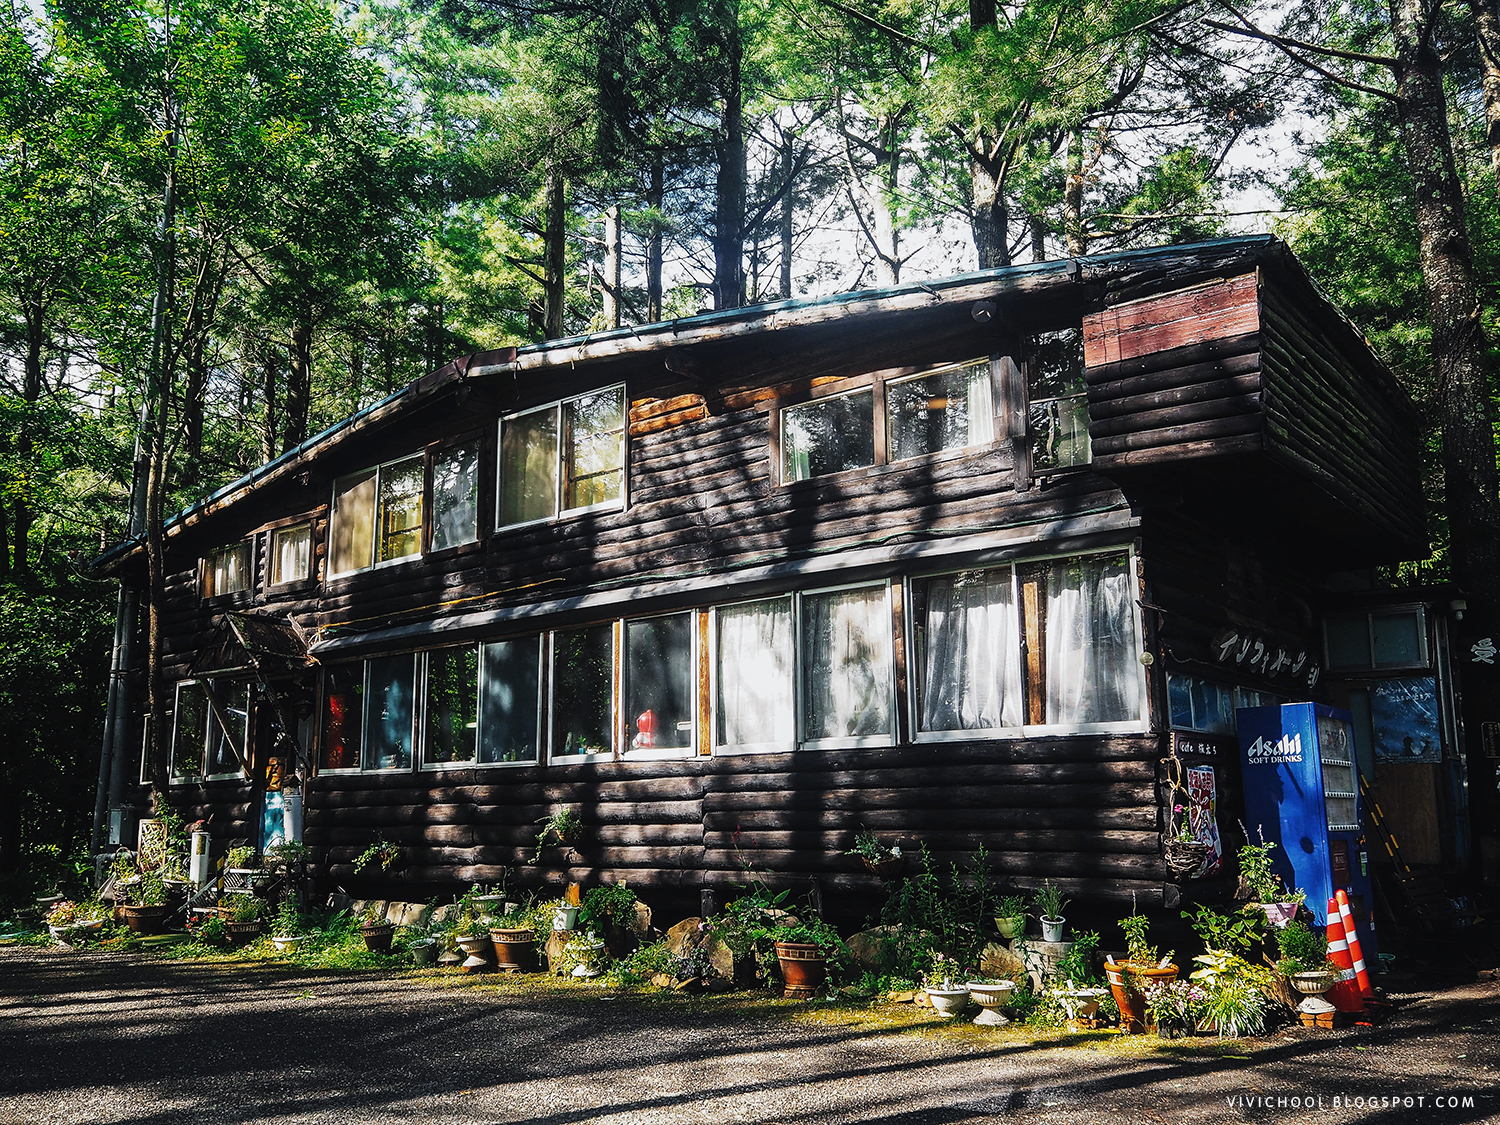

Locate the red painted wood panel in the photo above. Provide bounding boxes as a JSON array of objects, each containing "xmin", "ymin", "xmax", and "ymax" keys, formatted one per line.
[{"xmin": 1083, "ymin": 273, "xmax": 1260, "ymax": 368}]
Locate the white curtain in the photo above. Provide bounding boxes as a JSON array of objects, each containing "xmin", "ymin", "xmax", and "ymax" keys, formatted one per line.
[
  {"xmin": 717, "ymin": 599, "xmax": 795, "ymax": 747},
  {"xmin": 802, "ymin": 587, "xmax": 891, "ymax": 740},
  {"xmin": 966, "ymin": 361, "xmax": 995, "ymax": 446},
  {"xmin": 920, "ymin": 570, "xmax": 1021, "ymax": 732},
  {"xmin": 1045, "ymin": 554, "xmax": 1138, "ymax": 725}
]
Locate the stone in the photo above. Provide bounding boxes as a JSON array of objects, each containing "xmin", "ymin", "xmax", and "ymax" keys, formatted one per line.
[
  {"xmin": 388, "ymin": 901, "xmax": 432, "ymax": 928},
  {"xmin": 845, "ymin": 927, "xmax": 903, "ymax": 974},
  {"xmin": 977, "ymin": 942, "xmax": 1028, "ymax": 982},
  {"xmin": 665, "ymin": 917, "xmax": 705, "ymax": 956},
  {"xmin": 631, "ymin": 900, "xmax": 652, "ymax": 935}
]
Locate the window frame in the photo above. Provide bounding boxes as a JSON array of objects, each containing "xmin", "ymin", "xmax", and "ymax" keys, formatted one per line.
[
  {"xmin": 267, "ymin": 522, "xmax": 314, "ymax": 589},
  {"xmin": 427, "ymin": 434, "xmax": 484, "ymax": 556},
  {"xmin": 773, "ymin": 358, "xmax": 1002, "ymax": 487},
  {"xmin": 203, "ymin": 680, "xmax": 252, "ymax": 781},
  {"xmin": 795, "ymin": 579, "xmax": 898, "ymax": 752},
  {"xmin": 169, "ymin": 680, "xmax": 209, "ymax": 783},
  {"xmin": 620, "ymin": 610, "xmax": 699, "ymax": 762},
  {"xmin": 327, "ymin": 453, "xmax": 428, "ymax": 578},
  {"xmin": 904, "ymin": 566, "xmax": 1026, "ymax": 745},
  {"xmin": 496, "ymin": 384, "xmax": 628, "ymax": 532},
  {"xmin": 1322, "ymin": 605, "xmax": 1430, "ymax": 672},
  {"xmin": 710, "ymin": 594, "xmax": 798, "ymax": 757},
  {"xmin": 202, "ymin": 541, "xmax": 252, "ymax": 601},
  {"xmin": 546, "ymin": 621, "xmax": 619, "ymax": 764},
  {"xmin": 1022, "ymin": 329, "xmax": 1092, "ymax": 476},
  {"xmin": 360, "ymin": 652, "xmax": 418, "ymax": 772},
  {"xmin": 416, "ymin": 635, "xmax": 544, "ymax": 772}
]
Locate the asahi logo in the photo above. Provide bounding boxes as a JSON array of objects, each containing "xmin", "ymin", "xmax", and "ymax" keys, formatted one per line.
[{"xmin": 1247, "ymin": 732, "xmax": 1303, "ymax": 764}]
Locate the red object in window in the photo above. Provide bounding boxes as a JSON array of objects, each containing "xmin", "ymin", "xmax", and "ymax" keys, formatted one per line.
[
  {"xmin": 324, "ymin": 692, "xmax": 354, "ymax": 769},
  {"xmin": 635, "ymin": 709, "xmax": 656, "ymax": 749}
]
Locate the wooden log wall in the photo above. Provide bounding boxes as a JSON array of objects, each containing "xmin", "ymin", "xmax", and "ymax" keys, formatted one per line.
[
  {"xmin": 1082, "ymin": 274, "xmax": 1265, "ymax": 471},
  {"xmin": 302, "ymin": 736, "xmax": 1171, "ymax": 906},
  {"xmin": 1257, "ymin": 280, "xmax": 1425, "ymax": 548}
]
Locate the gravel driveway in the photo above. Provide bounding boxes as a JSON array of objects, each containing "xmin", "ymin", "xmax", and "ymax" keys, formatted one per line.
[{"xmin": 1, "ymin": 949, "xmax": 1495, "ymax": 1124}]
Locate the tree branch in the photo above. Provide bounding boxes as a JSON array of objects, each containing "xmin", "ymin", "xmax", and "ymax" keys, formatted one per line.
[{"xmin": 1202, "ymin": 17, "xmax": 1399, "ymax": 101}]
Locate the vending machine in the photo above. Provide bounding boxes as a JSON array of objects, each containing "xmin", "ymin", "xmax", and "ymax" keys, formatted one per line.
[{"xmin": 1238, "ymin": 703, "xmax": 1376, "ymax": 957}]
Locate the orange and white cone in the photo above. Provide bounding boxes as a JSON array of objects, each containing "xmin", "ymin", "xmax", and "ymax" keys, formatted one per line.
[
  {"xmin": 1324, "ymin": 898, "xmax": 1364, "ymax": 1014},
  {"xmin": 1335, "ymin": 889, "xmax": 1375, "ymax": 1000}
]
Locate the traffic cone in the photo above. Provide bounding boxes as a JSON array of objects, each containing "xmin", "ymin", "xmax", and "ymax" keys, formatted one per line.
[
  {"xmin": 1324, "ymin": 898, "xmax": 1364, "ymax": 1014},
  {"xmin": 1335, "ymin": 890, "xmax": 1375, "ymax": 1000}
]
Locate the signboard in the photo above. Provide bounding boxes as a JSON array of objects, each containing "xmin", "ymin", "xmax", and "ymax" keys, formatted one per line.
[
  {"xmin": 1186, "ymin": 766, "xmax": 1224, "ymax": 875},
  {"xmin": 1170, "ymin": 731, "xmax": 1234, "ymax": 758},
  {"xmin": 1370, "ymin": 675, "xmax": 1442, "ymax": 763}
]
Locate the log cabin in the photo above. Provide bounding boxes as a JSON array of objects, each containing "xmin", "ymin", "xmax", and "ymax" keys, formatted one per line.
[{"xmin": 92, "ymin": 235, "xmax": 1427, "ymax": 923}]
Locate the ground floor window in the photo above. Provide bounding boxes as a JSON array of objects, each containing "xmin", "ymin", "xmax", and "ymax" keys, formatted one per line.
[{"xmin": 552, "ymin": 623, "xmax": 614, "ymax": 758}]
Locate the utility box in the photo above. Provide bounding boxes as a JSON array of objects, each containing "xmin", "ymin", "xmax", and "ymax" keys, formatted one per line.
[{"xmin": 1238, "ymin": 702, "xmax": 1376, "ymax": 959}]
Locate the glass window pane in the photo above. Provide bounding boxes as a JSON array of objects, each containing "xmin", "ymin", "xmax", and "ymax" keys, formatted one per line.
[
  {"xmin": 565, "ymin": 388, "xmax": 625, "ymax": 510},
  {"xmin": 1372, "ymin": 610, "xmax": 1424, "ymax": 667},
  {"xmin": 1029, "ymin": 396, "xmax": 1091, "ymax": 469},
  {"xmin": 480, "ymin": 636, "xmax": 541, "ymax": 763},
  {"xmin": 432, "ymin": 443, "xmax": 479, "ymax": 551},
  {"xmin": 782, "ymin": 391, "xmax": 875, "ymax": 482},
  {"xmin": 1027, "ymin": 329, "xmax": 1086, "ymax": 399},
  {"xmin": 1167, "ymin": 673, "xmax": 1193, "ymax": 729},
  {"xmin": 1043, "ymin": 553, "xmax": 1139, "ymax": 725},
  {"xmin": 500, "ymin": 407, "xmax": 559, "ymax": 525},
  {"xmin": 1325, "ymin": 614, "xmax": 1372, "ymax": 669},
  {"xmin": 330, "ymin": 471, "xmax": 376, "ymax": 575},
  {"xmin": 552, "ymin": 624, "xmax": 613, "ymax": 756},
  {"xmin": 887, "ymin": 362, "xmax": 995, "ymax": 461},
  {"xmin": 377, "ymin": 456, "xmax": 424, "ymax": 563},
  {"xmin": 320, "ymin": 664, "xmax": 364, "ymax": 770},
  {"xmin": 363, "ymin": 654, "xmax": 415, "ymax": 770},
  {"xmin": 206, "ymin": 683, "xmax": 249, "ymax": 777},
  {"xmin": 914, "ymin": 569, "xmax": 1021, "ymax": 732},
  {"xmin": 270, "ymin": 524, "xmax": 311, "ymax": 585},
  {"xmin": 626, "ymin": 614, "xmax": 693, "ymax": 751},
  {"xmin": 171, "ymin": 682, "xmax": 208, "ymax": 779},
  {"xmin": 424, "ymin": 647, "xmax": 479, "ymax": 765},
  {"xmin": 209, "ymin": 543, "xmax": 249, "ymax": 596},
  {"xmin": 716, "ymin": 598, "xmax": 794, "ymax": 748},
  {"xmin": 801, "ymin": 586, "xmax": 892, "ymax": 741}
]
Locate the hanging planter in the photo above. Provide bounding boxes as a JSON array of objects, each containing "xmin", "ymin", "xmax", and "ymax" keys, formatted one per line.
[{"xmin": 1164, "ymin": 839, "xmax": 1211, "ymax": 880}]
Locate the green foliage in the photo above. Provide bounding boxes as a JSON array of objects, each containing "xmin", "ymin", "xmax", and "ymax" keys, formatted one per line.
[
  {"xmin": 579, "ymin": 882, "xmax": 638, "ymax": 932},
  {"xmin": 1237, "ymin": 835, "xmax": 1302, "ymax": 904},
  {"xmin": 272, "ymin": 897, "xmax": 302, "ymax": 938},
  {"xmin": 612, "ymin": 936, "xmax": 680, "ymax": 985},
  {"xmin": 1189, "ymin": 951, "xmax": 1277, "ymax": 1038},
  {"xmin": 878, "ymin": 844, "xmax": 995, "ymax": 976},
  {"xmin": 1031, "ymin": 881, "xmax": 1068, "ymax": 920},
  {"xmin": 1052, "ymin": 929, "xmax": 1101, "ymax": 985},
  {"xmin": 994, "ymin": 895, "xmax": 1027, "ymax": 921},
  {"xmin": 1182, "ymin": 903, "xmax": 1270, "ymax": 958},
  {"xmin": 352, "ymin": 839, "xmax": 400, "ymax": 874},
  {"xmin": 136, "ymin": 868, "xmax": 166, "ymax": 908},
  {"xmin": 1276, "ymin": 919, "xmax": 1332, "ymax": 976},
  {"xmin": 532, "ymin": 808, "xmax": 583, "ymax": 861},
  {"xmin": 226, "ymin": 846, "xmax": 256, "ymax": 870},
  {"xmin": 1119, "ymin": 913, "xmax": 1158, "ymax": 966}
]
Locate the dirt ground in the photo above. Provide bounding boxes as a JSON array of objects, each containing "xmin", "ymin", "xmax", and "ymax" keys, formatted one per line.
[{"xmin": 0, "ymin": 948, "xmax": 1495, "ymax": 1125}]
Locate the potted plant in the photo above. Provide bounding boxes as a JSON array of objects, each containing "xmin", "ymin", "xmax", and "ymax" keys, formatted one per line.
[
  {"xmin": 225, "ymin": 895, "xmax": 264, "ymax": 944},
  {"xmin": 993, "ymin": 894, "xmax": 1027, "ymax": 940},
  {"xmin": 1032, "ymin": 882, "xmax": 1069, "ymax": 943},
  {"xmin": 1104, "ymin": 913, "xmax": 1178, "ymax": 1034},
  {"xmin": 579, "ymin": 882, "xmax": 642, "ymax": 958},
  {"xmin": 1164, "ymin": 803, "xmax": 1211, "ymax": 879},
  {"xmin": 771, "ymin": 915, "xmax": 845, "ymax": 999},
  {"xmin": 844, "ymin": 827, "xmax": 903, "ymax": 878},
  {"xmin": 45, "ymin": 900, "xmax": 79, "ymax": 944},
  {"xmin": 122, "ymin": 869, "xmax": 170, "ymax": 934},
  {"xmin": 359, "ymin": 905, "xmax": 395, "ymax": 954},
  {"xmin": 1238, "ymin": 834, "xmax": 1304, "ymax": 927},
  {"xmin": 406, "ymin": 923, "xmax": 440, "ymax": 967},
  {"xmin": 270, "ymin": 897, "xmax": 305, "ymax": 953},
  {"xmin": 352, "ymin": 838, "xmax": 400, "ymax": 875},
  {"xmin": 532, "ymin": 807, "xmax": 583, "ymax": 861},
  {"xmin": 1275, "ymin": 918, "xmax": 1338, "ymax": 1007},
  {"xmin": 489, "ymin": 905, "xmax": 542, "ymax": 972},
  {"xmin": 964, "ymin": 977, "xmax": 1017, "ymax": 1025},
  {"xmin": 1142, "ymin": 978, "xmax": 1207, "ymax": 1038},
  {"xmin": 1189, "ymin": 950, "xmax": 1276, "ymax": 1038}
]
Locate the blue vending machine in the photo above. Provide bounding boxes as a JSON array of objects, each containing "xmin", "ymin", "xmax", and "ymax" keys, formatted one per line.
[{"xmin": 1238, "ymin": 703, "xmax": 1376, "ymax": 959}]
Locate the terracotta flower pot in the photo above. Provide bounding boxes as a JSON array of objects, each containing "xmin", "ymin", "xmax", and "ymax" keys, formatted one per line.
[
  {"xmin": 490, "ymin": 928, "xmax": 538, "ymax": 972},
  {"xmin": 774, "ymin": 941, "xmax": 828, "ymax": 999},
  {"xmin": 122, "ymin": 904, "xmax": 168, "ymax": 935},
  {"xmin": 1104, "ymin": 959, "xmax": 1179, "ymax": 1034}
]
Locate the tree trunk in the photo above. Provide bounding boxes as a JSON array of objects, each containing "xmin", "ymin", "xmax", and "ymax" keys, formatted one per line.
[
  {"xmin": 261, "ymin": 346, "xmax": 279, "ymax": 465},
  {"xmin": 1029, "ymin": 213, "xmax": 1047, "ymax": 263},
  {"xmin": 1390, "ymin": 0, "xmax": 1500, "ymax": 881},
  {"xmin": 543, "ymin": 166, "xmax": 567, "ymax": 339},
  {"xmin": 713, "ymin": 7, "xmax": 746, "ymax": 310},
  {"xmin": 602, "ymin": 203, "xmax": 622, "ymax": 329},
  {"xmin": 12, "ymin": 301, "xmax": 46, "ymax": 574},
  {"xmin": 282, "ymin": 319, "xmax": 313, "ymax": 453},
  {"xmin": 647, "ymin": 158, "xmax": 664, "ymax": 322},
  {"xmin": 1064, "ymin": 127, "xmax": 1088, "ymax": 256},
  {"xmin": 182, "ymin": 332, "xmax": 206, "ymax": 474},
  {"xmin": 971, "ymin": 159, "xmax": 1011, "ymax": 269},
  {"xmin": 1468, "ymin": 0, "xmax": 1500, "ymax": 181}
]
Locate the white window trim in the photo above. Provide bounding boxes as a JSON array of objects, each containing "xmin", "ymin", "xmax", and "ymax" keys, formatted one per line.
[
  {"xmin": 779, "ymin": 384, "xmax": 878, "ymax": 485},
  {"xmin": 497, "ymin": 385, "xmax": 628, "ymax": 532},
  {"xmin": 546, "ymin": 624, "xmax": 618, "ymax": 764},
  {"xmin": 170, "ymin": 680, "xmax": 207, "ymax": 783},
  {"xmin": 709, "ymin": 596, "xmax": 797, "ymax": 757},
  {"xmin": 317, "ymin": 664, "xmax": 367, "ymax": 775},
  {"xmin": 362, "ymin": 654, "xmax": 418, "ymax": 772},
  {"xmin": 621, "ymin": 611, "xmax": 698, "ymax": 761},
  {"xmin": 905, "ymin": 568, "xmax": 1027, "ymax": 744},
  {"xmin": 328, "ymin": 452, "xmax": 426, "ymax": 579},
  {"xmin": 1018, "ymin": 545, "xmax": 1150, "ymax": 737},
  {"xmin": 884, "ymin": 357, "xmax": 996, "ymax": 465},
  {"xmin": 417, "ymin": 640, "xmax": 544, "ymax": 771},
  {"xmin": 795, "ymin": 579, "xmax": 898, "ymax": 752},
  {"xmin": 429, "ymin": 440, "xmax": 482, "ymax": 553}
]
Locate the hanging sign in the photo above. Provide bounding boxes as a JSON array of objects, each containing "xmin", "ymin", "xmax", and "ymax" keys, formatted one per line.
[
  {"xmin": 1210, "ymin": 626, "xmax": 1320, "ymax": 688},
  {"xmin": 1186, "ymin": 766, "xmax": 1224, "ymax": 876}
]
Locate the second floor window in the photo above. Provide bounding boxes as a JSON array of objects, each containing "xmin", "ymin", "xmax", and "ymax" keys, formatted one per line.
[
  {"xmin": 270, "ymin": 524, "xmax": 311, "ymax": 585},
  {"xmin": 1027, "ymin": 330, "xmax": 1091, "ymax": 470},
  {"xmin": 329, "ymin": 454, "xmax": 424, "ymax": 576},
  {"xmin": 499, "ymin": 386, "xmax": 626, "ymax": 527},
  {"xmin": 204, "ymin": 542, "xmax": 250, "ymax": 598}
]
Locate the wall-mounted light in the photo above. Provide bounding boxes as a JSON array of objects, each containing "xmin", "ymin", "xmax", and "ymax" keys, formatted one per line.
[
  {"xmin": 1451, "ymin": 598, "xmax": 1468, "ymax": 620},
  {"xmin": 971, "ymin": 299, "xmax": 997, "ymax": 323}
]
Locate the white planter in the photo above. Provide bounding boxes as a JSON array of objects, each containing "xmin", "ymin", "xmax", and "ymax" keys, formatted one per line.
[
  {"xmin": 966, "ymin": 981, "xmax": 1016, "ymax": 1026},
  {"xmin": 271, "ymin": 935, "xmax": 306, "ymax": 954},
  {"xmin": 554, "ymin": 905, "xmax": 580, "ymax": 931},
  {"xmin": 1040, "ymin": 916, "xmax": 1065, "ymax": 943},
  {"xmin": 925, "ymin": 986, "xmax": 970, "ymax": 1017}
]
